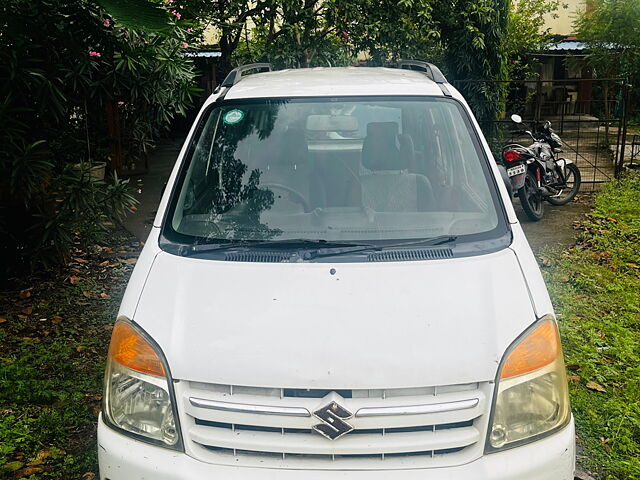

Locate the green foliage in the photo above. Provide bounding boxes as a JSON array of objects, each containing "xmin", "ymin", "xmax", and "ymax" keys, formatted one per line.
[
  {"xmin": 543, "ymin": 174, "xmax": 640, "ymax": 478},
  {"xmin": 234, "ymin": 0, "xmax": 353, "ymax": 68},
  {"xmin": 574, "ymin": 0, "xmax": 640, "ymax": 115},
  {"xmin": 0, "ymin": 0, "xmax": 197, "ymax": 270},
  {"xmin": 574, "ymin": 0, "xmax": 640, "ymax": 80},
  {"xmin": 96, "ymin": 0, "xmax": 171, "ymax": 31},
  {"xmin": 440, "ymin": 0, "xmax": 509, "ymax": 128},
  {"xmin": 505, "ymin": 0, "xmax": 564, "ymax": 80},
  {"xmin": 333, "ymin": 0, "xmax": 442, "ymax": 66},
  {"xmin": 0, "ymin": 233, "xmax": 139, "ymax": 478}
]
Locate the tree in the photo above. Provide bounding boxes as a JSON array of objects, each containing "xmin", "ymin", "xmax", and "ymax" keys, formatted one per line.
[
  {"xmin": 575, "ymin": 0, "xmax": 640, "ymax": 138},
  {"xmin": 435, "ymin": 0, "xmax": 509, "ymax": 128},
  {"xmin": 0, "ymin": 0, "xmax": 197, "ymax": 270},
  {"xmin": 505, "ymin": 0, "xmax": 564, "ymax": 80},
  {"xmin": 333, "ymin": 0, "xmax": 442, "ymax": 66}
]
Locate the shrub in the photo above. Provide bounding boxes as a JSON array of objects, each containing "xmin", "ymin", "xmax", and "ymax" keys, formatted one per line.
[{"xmin": 0, "ymin": 0, "xmax": 197, "ymax": 272}]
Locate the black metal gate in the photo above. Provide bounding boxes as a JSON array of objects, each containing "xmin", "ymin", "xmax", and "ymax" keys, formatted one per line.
[{"xmin": 453, "ymin": 78, "xmax": 632, "ymax": 191}]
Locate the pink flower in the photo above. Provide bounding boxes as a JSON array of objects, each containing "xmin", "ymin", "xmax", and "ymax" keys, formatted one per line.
[
  {"xmin": 102, "ymin": 18, "xmax": 111, "ymax": 27},
  {"xmin": 181, "ymin": 42, "xmax": 188, "ymax": 48},
  {"xmin": 186, "ymin": 28, "xmax": 194, "ymax": 33},
  {"xmin": 171, "ymin": 10, "xmax": 181, "ymax": 19},
  {"xmin": 117, "ymin": 101, "xmax": 125, "ymax": 105},
  {"xmin": 89, "ymin": 51, "xmax": 101, "ymax": 58}
]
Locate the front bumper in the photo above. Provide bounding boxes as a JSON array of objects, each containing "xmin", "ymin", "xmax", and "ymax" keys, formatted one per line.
[{"xmin": 98, "ymin": 414, "xmax": 575, "ymax": 480}]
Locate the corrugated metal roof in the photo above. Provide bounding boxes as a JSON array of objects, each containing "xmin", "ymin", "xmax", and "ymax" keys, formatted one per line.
[
  {"xmin": 186, "ymin": 51, "xmax": 222, "ymax": 58},
  {"xmin": 548, "ymin": 41, "xmax": 587, "ymax": 51}
]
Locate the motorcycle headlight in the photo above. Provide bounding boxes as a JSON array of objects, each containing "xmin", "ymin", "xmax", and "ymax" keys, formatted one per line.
[
  {"xmin": 485, "ymin": 316, "xmax": 570, "ymax": 453},
  {"xmin": 103, "ymin": 318, "xmax": 183, "ymax": 450}
]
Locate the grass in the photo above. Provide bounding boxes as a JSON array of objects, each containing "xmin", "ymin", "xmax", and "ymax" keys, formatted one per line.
[
  {"xmin": 542, "ymin": 174, "xmax": 640, "ymax": 479},
  {"xmin": 0, "ymin": 231, "xmax": 142, "ymax": 479},
  {"xmin": 1, "ymin": 176, "xmax": 639, "ymax": 479}
]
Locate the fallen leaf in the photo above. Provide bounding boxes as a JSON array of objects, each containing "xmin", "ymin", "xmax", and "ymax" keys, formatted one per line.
[
  {"xmin": 82, "ymin": 473, "xmax": 96, "ymax": 480},
  {"xmin": 52, "ymin": 316, "xmax": 63, "ymax": 325},
  {"xmin": 70, "ymin": 276, "xmax": 81, "ymax": 285},
  {"xmin": 15, "ymin": 466, "xmax": 45, "ymax": 478},
  {"xmin": 599, "ymin": 437, "xmax": 610, "ymax": 444},
  {"xmin": 82, "ymin": 291, "xmax": 93, "ymax": 298},
  {"xmin": 559, "ymin": 275, "xmax": 570, "ymax": 283},
  {"xmin": 0, "ymin": 317, "xmax": 7, "ymax": 324},
  {"xmin": 100, "ymin": 292, "xmax": 111, "ymax": 299},
  {"xmin": 73, "ymin": 257, "xmax": 88, "ymax": 264},
  {"xmin": 17, "ymin": 314, "xmax": 27, "ymax": 319},
  {"xmin": 21, "ymin": 307, "xmax": 33, "ymax": 315},
  {"xmin": 124, "ymin": 258, "xmax": 137, "ymax": 264},
  {"xmin": 76, "ymin": 346, "xmax": 85, "ymax": 353},
  {"xmin": 606, "ymin": 217, "xmax": 617, "ymax": 222},
  {"xmin": 567, "ymin": 375, "xmax": 581, "ymax": 382},
  {"xmin": 574, "ymin": 469, "xmax": 597, "ymax": 480},
  {"xmin": 586, "ymin": 381, "xmax": 606, "ymax": 393},
  {"xmin": 103, "ymin": 325, "xmax": 114, "ymax": 331},
  {"xmin": 539, "ymin": 256, "xmax": 552, "ymax": 267},
  {"xmin": 19, "ymin": 289, "xmax": 32, "ymax": 299},
  {"xmin": 101, "ymin": 246, "xmax": 114, "ymax": 254},
  {"xmin": 4, "ymin": 461, "xmax": 23, "ymax": 471},
  {"xmin": 99, "ymin": 260, "xmax": 110, "ymax": 267}
]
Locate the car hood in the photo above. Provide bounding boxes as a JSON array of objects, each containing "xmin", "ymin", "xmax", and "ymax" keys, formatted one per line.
[{"xmin": 133, "ymin": 249, "xmax": 536, "ymax": 389}]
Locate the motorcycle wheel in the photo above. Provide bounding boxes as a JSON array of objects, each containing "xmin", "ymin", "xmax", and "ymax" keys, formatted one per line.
[
  {"xmin": 518, "ymin": 170, "xmax": 544, "ymax": 221},
  {"xmin": 547, "ymin": 163, "xmax": 581, "ymax": 206}
]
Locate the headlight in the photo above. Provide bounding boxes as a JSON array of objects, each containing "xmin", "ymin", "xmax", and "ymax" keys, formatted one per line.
[
  {"xmin": 486, "ymin": 316, "xmax": 570, "ymax": 453},
  {"xmin": 103, "ymin": 318, "xmax": 183, "ymax": 450}
]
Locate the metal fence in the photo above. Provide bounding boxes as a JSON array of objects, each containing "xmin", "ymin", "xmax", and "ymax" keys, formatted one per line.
[{"xmin": 453, "ymin": 78, "xmax": 633, "ymax": 191}]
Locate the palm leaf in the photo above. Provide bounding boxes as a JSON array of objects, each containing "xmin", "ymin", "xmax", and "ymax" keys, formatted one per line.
[{"xmin": 97, "ymin": 0, "xmax": 171, "ymax": 32}]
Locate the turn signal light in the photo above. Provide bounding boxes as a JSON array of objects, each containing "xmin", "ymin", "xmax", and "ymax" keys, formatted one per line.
[
  {"xmin": 503, "ymin": 150, "xmax": 523, "ymax": 162},
  {"xmin": 500, "ymin": 319, "xmax": 560, "ymax": 379},
  {"xmin": 108, "ymin": 321, "xmax": 166, "ymax": 377}
]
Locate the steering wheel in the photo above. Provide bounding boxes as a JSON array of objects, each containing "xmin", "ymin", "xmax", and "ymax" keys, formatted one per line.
[{"xmin": 261, "ymin": 183, "xmax": 311, "ymax": 212}]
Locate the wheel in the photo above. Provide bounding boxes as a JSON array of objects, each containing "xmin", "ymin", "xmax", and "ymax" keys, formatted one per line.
[
  {"xmin": 547, "ymin": 163, "xmax": 581, "ymax": 206},
  {"xmin": 518, "ymin": 170, "xmax": 544, "ymax": 221}
]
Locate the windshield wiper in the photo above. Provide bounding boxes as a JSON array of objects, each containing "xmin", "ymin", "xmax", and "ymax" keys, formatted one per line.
[
  {"xmin": 179, "ymin": 239, "xmax": 378, "ymax": 257},
  {"xmin": 306, "ymin": 235, "xmax": 458, "ymax": 260},
  {"xmin": 382, "ymin": 235, "xmax": 458, "ymax": 249},
  {"xmin": 179, "ymin": 236, "xmax": 457, "ymax": 259}
]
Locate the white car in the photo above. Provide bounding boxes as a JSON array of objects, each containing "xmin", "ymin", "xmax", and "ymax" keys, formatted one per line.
[{"xmin": 98, "ymin": 62, "xmax": 575, "ymax": 479}]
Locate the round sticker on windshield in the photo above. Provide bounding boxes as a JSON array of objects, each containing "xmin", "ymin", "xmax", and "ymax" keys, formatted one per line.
[{"xmin": 224, "ymin": 109, "xmax": 245, "ymax": 125}]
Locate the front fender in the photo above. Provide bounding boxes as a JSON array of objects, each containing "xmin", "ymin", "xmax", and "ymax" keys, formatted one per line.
[{"xmin": 555, "ymin": 158, "xmax": 573, "ymax": 168}]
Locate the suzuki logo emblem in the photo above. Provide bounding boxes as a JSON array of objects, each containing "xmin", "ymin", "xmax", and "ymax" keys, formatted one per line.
[{"xmin": 312, "ymin": 401, "xmax": 354, "ymax": 440}]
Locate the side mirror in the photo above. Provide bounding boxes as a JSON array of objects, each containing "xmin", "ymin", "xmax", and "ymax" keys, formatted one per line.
[{"xmin": 510, "ymin": 114, "xmax": 522, "ymax": 124}]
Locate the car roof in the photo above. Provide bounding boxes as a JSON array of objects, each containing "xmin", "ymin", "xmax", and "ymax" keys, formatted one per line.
[{"xmin": 222, "ymin": 67, "xmax": 445, "ymax": 100}]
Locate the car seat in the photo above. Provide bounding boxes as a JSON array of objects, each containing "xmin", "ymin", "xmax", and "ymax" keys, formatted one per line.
[{"xmin": 360, "ymin": 122, "xmax": 435, "ymax": 212}]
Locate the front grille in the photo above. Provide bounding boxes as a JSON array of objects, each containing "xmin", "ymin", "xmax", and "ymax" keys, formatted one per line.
[{"xmin": 177, "ymin": 382, "xmax": 491, "ymax": 470}]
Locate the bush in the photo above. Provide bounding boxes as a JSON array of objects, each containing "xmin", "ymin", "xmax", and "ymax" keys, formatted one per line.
[{"xmin": 0, "ymin": 0, "xmax": 197, "ymax": 272}]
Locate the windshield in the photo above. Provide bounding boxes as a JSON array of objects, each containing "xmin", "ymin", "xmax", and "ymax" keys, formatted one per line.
[{"xmin": 165, "ymin": 96, "xmax": 504, "ymax": 245}]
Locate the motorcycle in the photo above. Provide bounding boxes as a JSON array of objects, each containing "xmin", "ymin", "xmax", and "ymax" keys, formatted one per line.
[{"xmin": 501, "ymin": 114, "xmax": 581, "ymax": 221}]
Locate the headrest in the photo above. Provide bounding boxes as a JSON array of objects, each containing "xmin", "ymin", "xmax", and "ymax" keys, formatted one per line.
[{"xmin": 362, "ymin": 122, "xmax": 408, "ymax": 171}]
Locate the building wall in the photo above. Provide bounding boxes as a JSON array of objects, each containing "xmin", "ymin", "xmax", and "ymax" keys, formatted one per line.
[{"xmin": 543, "ymin": 0, "xmax": 585, "ymax": 36}]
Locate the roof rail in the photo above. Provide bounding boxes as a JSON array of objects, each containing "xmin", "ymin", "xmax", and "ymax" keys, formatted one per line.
[
  {"xmin": 398, "ymin": 60, "xmax": 448, "ymax": 84},
  {"xmin": 220, "ymin": 63, "xmax": 273, "ymax": 88}
]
